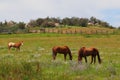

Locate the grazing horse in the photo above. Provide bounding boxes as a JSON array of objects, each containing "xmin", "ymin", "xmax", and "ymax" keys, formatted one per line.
[
  {"xmin": 78, "ymin": 47, "xmax": 101, "ymax": 64},
  {"xmin": 8, "ymin": 41, "xmax": 23, "ymax": 50},
  {"xmin": 52, "ymin": 46, "xmax": 72, "ymax": 61}
]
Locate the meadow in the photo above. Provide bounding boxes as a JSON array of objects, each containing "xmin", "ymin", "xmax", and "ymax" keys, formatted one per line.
[{"xmin": 0, "ymin": 33, "xmax": 120, "ymax": 80}]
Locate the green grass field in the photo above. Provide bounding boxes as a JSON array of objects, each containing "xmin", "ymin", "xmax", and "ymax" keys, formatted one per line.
[{"xmin": 0, "ymin": 33, "xmax": 120, "ymax": 80}]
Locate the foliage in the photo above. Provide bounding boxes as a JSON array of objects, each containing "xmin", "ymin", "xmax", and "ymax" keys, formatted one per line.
[
  {"xmin": 0, "ymin": 16, "xmax": 116, "ymax": 34},
  {"xmin": 17, "ymin": 22, "xmax": 25, "ymax": 29},
  {"xmin": 79, "ymin": 18, "xmax": 89, "ymax": 27},
  {"xmin": 0, "ymin": 21, "xmax": 26, "ymax": 34},
  {"xmin": 41, "ymin": 21, "xmax": 55, "ymax": 28},
  {"xmin": 26, "ymin": 16, "xmax": 115, "ymax": 28}
]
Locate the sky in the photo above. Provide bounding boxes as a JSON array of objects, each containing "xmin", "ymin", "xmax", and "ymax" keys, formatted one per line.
[{"xmin": 0, "ymin": 0, "xmax": 120, "ymax": 27}]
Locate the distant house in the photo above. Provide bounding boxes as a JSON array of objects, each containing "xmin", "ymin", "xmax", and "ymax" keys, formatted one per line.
[
  {"xmin": 88, "ymin": 22, "xmax": 94, "ymax": 26},
  {"xmin": 7, "ymin": 21, "xmax": 15, "ymax": 27},
  {"xmin": 55, "ymin": 23, "xmax": 60, "ymax": 27}
]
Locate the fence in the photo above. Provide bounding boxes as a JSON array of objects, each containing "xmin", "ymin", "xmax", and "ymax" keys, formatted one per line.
[{"xmin": 28, "ymin": 28, "xmax": 116, "ymax": 34}]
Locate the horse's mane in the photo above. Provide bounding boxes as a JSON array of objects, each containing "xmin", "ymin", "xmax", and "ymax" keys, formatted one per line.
[{"xmin": 79, "ymin": 47, "xmax": 85, "ymax": 52}]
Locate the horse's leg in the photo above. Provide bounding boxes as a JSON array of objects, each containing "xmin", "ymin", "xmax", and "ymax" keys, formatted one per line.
[
  {"xmin": 8, "ymin": 46, "xmax": 11, "ymax": 50},
  {"xmin": 94, "ymin": 56, "xmax": 96, "ymax": 64},
  {"xmin": 17, "ymin": 47, "xmax": 20, "ymax": 51},
  {"xmin": 78, "ymin": 56, "xmax": 82, "ymax": 64},
  {"xmin": 64, "ymin": 53, "xmax": 67, "ymax": 61},
  {"xmin": 16, "ymin": 47, "xmax": 19, "ymax": 51},
  {"xmin": 15, "ymin": 47, "xmax": 20, "ymax": 51},
  {"xmin": 90, "ymin": 56, "xmax": 93, "ymax": 64},
  {"xmin": 8, "ymin": 46, "xmax": 11, "ymax": 53},
  {"xmin": 8, "ymin": 45, "xmax": 12, "ymax": 50},
  {"xmin": 84, "ymin": 57, "xmax": 87, "ymax": 63}
]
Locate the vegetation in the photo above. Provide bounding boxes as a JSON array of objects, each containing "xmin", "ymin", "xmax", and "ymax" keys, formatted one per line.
[
  {"xmin": 0, "ymin": 33, "xmax": 120, "ymax": 80},
  {"xmin": 0, "ymin": 16, "xmax": 116, "ymax": 34}
]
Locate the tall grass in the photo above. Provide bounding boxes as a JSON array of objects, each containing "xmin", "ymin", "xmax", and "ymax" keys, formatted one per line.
[{"xmin": 0, "ymin": 33, "xmax": 120, "ymax": 80}]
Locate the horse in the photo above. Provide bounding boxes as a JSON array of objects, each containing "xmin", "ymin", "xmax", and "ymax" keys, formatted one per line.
[
  {"xmin": 8, "ymin": 41, "xmax": 23, "ymax": 51},
  {"xmin": 78, "ymin": 47, "xmax": 101, "ymax": 64},
  {"xmin": 52, "ymin": 46, "xmax": 72, "ymax": 61}
]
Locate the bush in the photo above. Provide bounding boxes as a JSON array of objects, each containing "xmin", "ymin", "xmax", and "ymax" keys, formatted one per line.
[{"xmin": 41, "ymin": 21, "xmax": 55, "ymax": 28}]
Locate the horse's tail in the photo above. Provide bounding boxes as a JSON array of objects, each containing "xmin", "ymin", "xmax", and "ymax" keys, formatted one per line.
[
  {"xmin": 96, "ymin": 49, "xmax": 101, "ymax": 64},
  {"xmin": 65, "ymin": 46, "xmax": 72, "ymax": 60}
]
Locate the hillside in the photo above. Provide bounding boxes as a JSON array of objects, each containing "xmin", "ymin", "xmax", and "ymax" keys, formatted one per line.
[{"xmin": 28, "ymin": 26, "xmax": 116, "ymax": 34}]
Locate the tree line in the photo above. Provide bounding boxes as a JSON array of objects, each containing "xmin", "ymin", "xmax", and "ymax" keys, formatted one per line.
[
  {"xmin": 27, "ymin": 16, "xmax": 113, "ymax": 28},
  {"xmin": 0, "ymin": 16, "xmax": 115, "ymax": 33}
]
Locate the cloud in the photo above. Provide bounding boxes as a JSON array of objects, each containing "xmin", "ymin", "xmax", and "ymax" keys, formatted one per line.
[
  {"xmin": 0, "ymin": 0, "xmax": 120, "ymax": 27},
  {"xmin": 101, "ymin": 9, "xmax": 120, "ymax": 26}
]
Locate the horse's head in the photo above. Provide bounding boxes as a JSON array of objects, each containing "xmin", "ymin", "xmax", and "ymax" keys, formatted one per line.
[
  {"xmin": 20, "ymin": 41, "xmax": 23, "ymax": 45},
  {"xmin": 70, "ymin": 56, "xmax": 72, "ymax": 60}
]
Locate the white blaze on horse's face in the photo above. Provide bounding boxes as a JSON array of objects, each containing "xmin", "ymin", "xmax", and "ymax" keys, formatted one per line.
[{"xmin": 21, "ymin": 42, "xmax": 23, "ymax": 45}]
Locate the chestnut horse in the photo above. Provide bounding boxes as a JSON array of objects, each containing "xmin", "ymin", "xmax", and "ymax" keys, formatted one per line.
[
  {"xmin": 78, "ymin": 47, "xmax": 101, "ymax": 64},
  {"xmin": 52, "ymin": 46, "xmax": 72, "ymax": 61},
  {"xmin": 8, "ymin": 41, "xmax": 23, "ymax": 50}
]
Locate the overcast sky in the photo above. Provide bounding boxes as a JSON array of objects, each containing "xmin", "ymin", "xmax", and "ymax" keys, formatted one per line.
[{"xmin": 0, "ymin": 0, "xmax": 120, "ymax": 27}]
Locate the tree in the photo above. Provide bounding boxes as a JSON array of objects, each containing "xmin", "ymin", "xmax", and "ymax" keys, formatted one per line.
[
  {"xmin": 79, "ymin": 18, "xmax": 89, "ymax": 27},
  {"xmin": 27, "ymin": 20, "xmax": 37, "ymax": 27},
  {"xmin": 4, "ymin": 20, "xmax": 7, "ymax": 26},
  {"xmin": 90, "ymin": 16, "xmax": 98, "ymax": 24},
  {"xmin": 41, "ymin": 21, "xmax": 55, "ymax": 28},
  {"xmin": 62, "ymin": 17, "xmax": 71, "ymax": 26},
  {"xmin": 118, "ymin": 26, "xmax": 120, "ymax": 29},
  {"xmin": 100, "ymin": 21, "xmax": 109, "ymax": 27},
  {"xmin": 71, "ymin": 17, "xmax": 80, "ymax": 26},
  {"xmin": 18, "ymin": 22, "xmax": 25, "ymax": 29},
  {"xmin": 0, "ymin": 22, "xmax": 3, "ymax": 26},
  {"xmin": 36, "ymin": 18, "xmax": 44, "ymax": 26}
]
